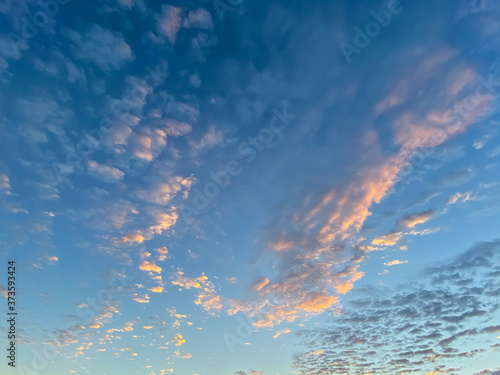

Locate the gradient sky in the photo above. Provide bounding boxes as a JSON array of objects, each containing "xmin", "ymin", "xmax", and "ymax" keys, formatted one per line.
[{"xmin": 1, "ymin": 0, "xmax": 500, "ymax": 374}]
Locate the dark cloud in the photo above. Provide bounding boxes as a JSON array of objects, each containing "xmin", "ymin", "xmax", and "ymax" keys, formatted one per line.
[{"xmin": 293, "ymin": 240, "xmax": 500, "ymax": 374}]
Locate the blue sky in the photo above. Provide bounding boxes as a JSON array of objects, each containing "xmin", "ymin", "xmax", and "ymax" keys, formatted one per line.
[{"xmin": 0, "ymin": 0, "xmax": 500, "ymax": 374}]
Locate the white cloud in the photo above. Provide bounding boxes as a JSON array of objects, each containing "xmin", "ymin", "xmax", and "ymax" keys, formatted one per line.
[
  {"xmin": 384, "ymin": 260, "xmax": 408, "ymax": 267},
  {"xmin": 189, "ymin": 126, "xmax": 224, "ymax": 153},
  {"xmin": 67, "ymin": 24, "xmax": 134, "ymax": 71},
  {"xmin": 129, "ymin": 128, "xmax": 167, "ymax": 161},
  {"xmin": 183, "ymin": 9, "xmax": 214, "ymax": 30},
  {"xmin": 87, "ymin": 160, "xmax": 125, "ymax": 182},
  {"xmin": 137, "ymin": 176, "xmax": 196, "ymax": 205},
  {"xmin": 447, "ymin": 191, "xmax": 472, "ymax": 205},
  {"xmin": 0, "ymin": 173, "xmax": 11, "ymax": 194},
  {"xmin": 157, "ymin": 5, "xmax": 183, "ymax": 45}
]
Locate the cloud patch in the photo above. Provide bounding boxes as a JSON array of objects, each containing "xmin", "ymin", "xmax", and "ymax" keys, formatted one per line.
[
  {"xmin": 66, "ymin": 24, "xmax": 134, "ymax": 71},
  {"xmin": 398, "ymin": 210, "xmax": 435, "ymax": 228},
  {"xmin": 293, "ymin": 240, "xmax": 500, "ymax": 374}
]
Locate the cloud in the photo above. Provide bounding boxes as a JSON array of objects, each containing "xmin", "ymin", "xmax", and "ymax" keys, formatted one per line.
[
  {"xmin": 253, "ymin": 277, "xmax": 270, "ymax": 293},
  {"xmin": 173, "ymin": 333, "xmax": 185, "ymax": 346},
  {"xmin": 149, "ymin": 286, "xmax": 164, "ymax": 293},
  {"xmin": 335, "ymin": 282, "xmax": 355, "ymax": 294},
  {"xmin": 174, "ymin": 350, "xmax": 192, "ymax": 359},
  {"xmin": 66, "ymin": 24, "xmax": 134, "ymax": 71},
  {"xmin": 25, "ymin": 181, "xmax": 60, "ymax": 200},
  {"xmin": 183, "ymin": 8, "xmax": 214, "ymax": 30},
  {"xmin": 230, "ymin": 37, "xmax": 495, "ymax": 327},
  {"xmin": 156, "ymin": 247, "xmax": 169, "ymax": 261},
  {"xmin": 372, "ymin": 232, "xmax": 403, "ymax": 246},
  {"xmin": 475, "ymin": 370, "xmax": 500, "ymax": 375},
  {"xmin": 129, "ymin": 128, "xmax": 167, "ymax": 162},
  {"xmin": 268, "ymin": 241, "xmax": 294, "ymax": 252},
  {"xmin": 273, "ymin": 328, "xmax": 291, "ymax": 338},
  {"xmin": 384, "ymin": 260, "xmax": 408, "ymax": 266},
  {"xmin": 189, "ymin": 125, "xmax": 224, "ymax": 154},
  {"xmin": 139, "ymin": 260, "xmax": 162, "ymax": 274},
  {"xmin": 137, "ymin": 176, "xmax": 196, "ymax": 205},
  {"xmin": 293, "ymin": 240, "xmax": 500, "ymax": 374},
  {"xmin": 157, "ymin": 5, "xmax": 183, "ymax": 45},
  {"xmin": 172, "ymin": 270, "xmax": 222, "ymax": 313},
  {"xmin": 0, "ymin": 173, "xmax": 11, "ymax": 193},
  {"xmin": 147, "ymin": 210, "xmax": 179, "ymax": 236},
  {"xmin": 398, "ymin": 210, "xmax": 435, "ymax": 228},
  {"xmin": 447, "ymin": 191, "xmax": 472, "ymax": 205},
  {"xmin": 87, "ymin": 160, "xmax": 125, "ymax": 182},
  {"xmin": 114, "ymin": 232, "xmax": 145, "ymax": 245},
  {"xmin": 162, "ymin": 119, "xmax": 193, "ymax": 136},
  {"xmin": 133, "ymin": 293, "xmax": 150, "ymax": 303},
  {"xmin": 43, "ymin": 255, "xmax": 59, "ymax": 264},
  {"xmin": 106, "ymin": 322, "xmax": 134, "ymax": 334},
  {"xmin": 234, "ymin": 371, "xmax": 263, "ymax": 375}
]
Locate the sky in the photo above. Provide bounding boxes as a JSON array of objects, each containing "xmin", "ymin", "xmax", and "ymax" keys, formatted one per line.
[{"xmin": 0, "ymin": 0, "xmax": 500, "ymax": 374}]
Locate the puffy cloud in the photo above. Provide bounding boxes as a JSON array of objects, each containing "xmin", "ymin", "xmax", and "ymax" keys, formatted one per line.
[
  {"xmin": 88, "ymin": 160, "xmax": 125, "ymax": 182},
  {"xmin": 129, "ymin": 128, "xmax": 167, "ymax": 162},
  {"xmin": 171, "ymin": 270, "xmax": 203, "ymax": 289},
  {"xmin": 147, "ymin": 210, "xmax": 179, "ymax": 236},
  {"xmin": 157, "ymin": 5, "xmax": 183, "ymax": 45},
  {"xmin": 295, "ymin": 292, "xmax": 338, "ymax": 313},
  {"xmin": 0, "ymin": 173, "xmax": 11, "ymax": 193},
  {"xmin": 173, "ymin": 333, "xmax": 185, "ymax": 346},
  {"xmin": 137, "ymin": 176, "xmax": 196, "ymax": 205},
  {"xmin": 149, "ymin": 286, "xmax": 164, "ymax": 293},
  {"xmin": 293, "ymin": 240, "xmax": 500, "ymax": 375},
  {"xmin": 372, "ymin": 232, "xmax": 403, "ymax": 246},
  {"xmin": 335, "ymin": 282, "xmax": 354, "ymax": 294},
  {"xmin": 66, "ymin": 24, "xmax": 134, "ymax": 71},
  {"xmin": 139, "ymin": 260, "xmax": 162, "ymax": 274},
  {"xmin": 133, "ymin": 293, "xmax": 150, "ymax": 303},
  {"xmin": 268, "ymin": 241, "xmax": 294, "ymax": 252},
  {"xmin": 172, "ymin": 270, "xmax": 222, "ymax": 313},
  {"xmin": 162, "ymin": 119, "xmax": 193, "ymax": 136},
  {"xmin": 114, "ymin": 232, "xmax": 145, "ymax": 245},
  {"xmin": 398, "ymin": 210, "xmax": 435, "ymax": 228},
  {"xmin": 156, "ymin": 247, "xmax": 169, "ymax": 261},
  {"xmin": 189, "ymin": 125, "xmax": 224, "ymax": 154},
  {"xmin": 183, "ymin": 8, "xmax": 214, "ymax": 30}
]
